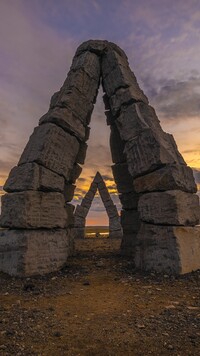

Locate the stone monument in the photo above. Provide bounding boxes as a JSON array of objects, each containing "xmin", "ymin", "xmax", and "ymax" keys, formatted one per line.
[
  {"xmin": 74, "ymin": 172, "xmax": 122, "ymax": 239},
  {"xmin": 0, "ymin": 39, "xmax": 200, "ymax": 276}
]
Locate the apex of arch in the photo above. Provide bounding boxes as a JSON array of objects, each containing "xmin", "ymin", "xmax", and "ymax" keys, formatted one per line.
[{"xmin": 75, "ymin": 39, "xmax": 128, "ymax": 59}]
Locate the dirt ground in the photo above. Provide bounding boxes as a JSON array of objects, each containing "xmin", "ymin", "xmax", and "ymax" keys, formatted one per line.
[{"xmin": 0, "ymin": 238, "xmax": 200, "ymax": 356}]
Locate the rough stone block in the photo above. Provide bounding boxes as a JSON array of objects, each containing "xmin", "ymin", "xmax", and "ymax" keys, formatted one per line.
[
  {"xmin": 81, "ymin": 197, "xmax": 92, "ymax": 209},
  {"xmin": 74, "ymin": 215, "xmax": 86, "ymax": 228},
  {"xmin": 39, "ymin": 107, "xmax": 86, "ymax": 141},
  {"xmin": 119, "ymin": 191, "xmax": 140, "ymax": 210},
  {"xmin": 133, "ymin": 164, "xmax": 197, "ymax": 194},
  {"xmin": 106, "ymin": 204, "xmax": 119, "ymax": 218},
  {"xmin": 18, "ymin": 124, "xmax": 79, "ymax": 181},
  {"xmin": 110, "ymin": 87, "xmax": 148, "ymax": 116},
  {"xmin": 102, "ymin": 64, "xmax": 148, "ymax": 101},
  {"xmin": 71, "ymin": 51, "xmax": 100, "ymax": 80},
  {"xmin": 64, "ymin": 183, "xmax": 76, "ymax": 202},
  {"xmin": 89, "ymin": 181, "xmax": 98, "ymax": 193},
  {"xmin": 120, "ymin": 210, "xmax": 141, "ymax": 233},
  {"xmin": 109, "ymin": 217, "xmax": 122, "ymax": 231},
  {"xmin": 73, "ymin": 227, "xmax": 85, "ymax": 239},
  {"xmin": 74, "ymin": 205, "xmax": 88, "ymax": 219},
  {"xmin": 49, "ymin": 87, "xmax": 94, "ymax": 126},
  {"xmin": 103, "ymin": 198, "xmax": 115, "ymax": 209},
  {"xmin": 109, "ymin": 230, "xmax": 123, "ymax": 239},
  {"xmin": 112, "ymin": 163, "xmax": 133, "ymax": 193},
  {"xmin": 110, "ymin": 124, "xmax": 126, "ymax": 163},
  {"xmin": 63, "ymin": 69, "xmax": 99, "ymax": 104},
  {"xmin": 75, "ymin": 40, "xmax": 127, "ymax": 58},
  {"xmin": 65, "ymin": 204, "xmax": 75, "ymax": 226},
  {"xmin": 0, "ymin": 191, "xmax": 67, "ymax": 229},
  {"xmin": 121, "ymin": 232, "xmax": 138, "ymax": 256},
  {"xmin": 69, "ymin": 164, "xmax": 82, "ymax": 183},
  {"xmin": 102, "ymin": 49, "xmax": 129, "ymax": 78},
  {"xmin": 125, "ymin": 129, "xmax": 185, "ymax": 178},
  {"xmin": 76, "ymin": 142, "xmax": 87, "ymax": 165},
  {"xmin": 138, "ymin": 190, "xmax": 200, "ymax": 226},
  {"xmin": 0, "ymin": 228, "xmax": 72, "ymax": 276},
  {"xmin": 84, "ymin": 189, "xmax": 96, "ymax": 201},
  {"xmin": 93, "ymin": 171, "xmax": 103, "ymax": 184},
  {"xmin": 135, "ymin": 224, "xmax": 200, "ymax": 274},
  {"xmin": 116, "ymin": 103, "xmax": 150, "ymax": 141},
  {"xmin": 4, "ymin": 163, "xmax": 65, "ymax": 193}
]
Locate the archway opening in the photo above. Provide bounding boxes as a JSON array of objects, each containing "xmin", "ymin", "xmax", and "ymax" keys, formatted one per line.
[{"xmin": 72, "ymin": 87, "xmax": 122, "ymax": 240}]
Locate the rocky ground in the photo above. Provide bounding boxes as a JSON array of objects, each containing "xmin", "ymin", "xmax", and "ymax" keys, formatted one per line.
[{"xmin": 0, "ymin": 238, "xmax": 200, "ymax": 356}]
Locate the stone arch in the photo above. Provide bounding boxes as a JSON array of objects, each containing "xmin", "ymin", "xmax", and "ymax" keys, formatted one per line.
[
  {"xmin": 73, "ymin": 171, "xmax": 122, "ymax": 239},
  {"xmin": 0, "ymin": 40, "xmax": 200, "ymax": 276}
]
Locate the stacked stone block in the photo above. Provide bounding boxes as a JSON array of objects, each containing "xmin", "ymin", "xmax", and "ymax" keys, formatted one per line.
[
  {"xmin": 101, "ymin": 43, "xmax": 200, "ymax": 273},
  {"xmin": 0, "ymin": 44, "xmax": 101, "ymax": 276},
  {"xmin": 0, "ymin": 39, "xmax": 200, "ymax": 276},
  {"xmin": 74, "ymin": 172, "xmax": 122, "ymax": 238}
]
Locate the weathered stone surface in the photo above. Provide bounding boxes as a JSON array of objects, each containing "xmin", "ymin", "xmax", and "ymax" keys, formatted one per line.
[
  {"xmin": 0, "ymin": 228, "xmax": 72, "ymax": 276},
  {"xmin": 112, "ymin": 163, "xmax": 133, "ymax": 193},
  {"xmin": 121, "ymin": 232, "xmax": 138, "ymax": 256},
  {"xmin": 109, "ymin": 230, "xmax": 123, "ymax": 239},
  {"xmin": 106, "ymin": 204, "xmax": 118, "ymax": 218},
  {"xmin": 110, "ymin": 124, "xmax": 126, "ymax": 163},
  {"xmin": 105, "ymin": 110, "xmax": 115, "ymax": 126},
  {"xmin": 18, "ymin": 124, "xmax": 79, "ymax": 181},
  {"xmin": 135, "ymin": 224, "xmax": 200, "ymax": 274},
  {"xmin": 84, "ymin": 189, "xmax": 96, "ymax": 201},
  {"xmin": 74, "ymin": 215, "xmax": 86, "ymax": 228},
  {"xmin": 138, "ymin": 190, "xmax": 200, "ymax": 226},
  {"xmin": 71, "ymin": 51, "xmax": 100, "ymax": 80},
  {"xmin": 69, "ymin": 163, "xmax": 82, "ymax": 183},
  {"xmin": 65, "ymin": 204, "xmax": 75, "ymax": 226},
  {"xmin": 102, "ymin": 64, "xmax": 148, "ymax": 101},
  {"xmin": 74, "ymin": 205, "xmax": 88, "ymax": 219},
  {"xmin": 121, "ymin": 210, "xmax": 141, "ymax": 233},
  {"xmin": 63, "ymin": 69, "xmax": 99, "ymax": 103},
  {"xmin": 76, "ymin": 142, "xmax": 87, "ymax": 165},
  {"xmin": 4, "ymin": 163, "xmax": 65, "ymax": 193},
  {"xmin": 119, "ymin": 191, "xmax": 140, "ymax": 210},
  {"xmin": 133, "ymin": 164, "xmax": 197, "ymax": 193},
  {"xmin": 75, "ymin": 40, "xmax": 108, "ymax": 57},
  {"xmin": 49, "ymin": 87, "xmax": 94, "ymax": 126},
  {"xmin": 99, "ymin": 188, "xmax": 111, "ymax": 203},
  {"xmin": 39, "ymin": 107, "xmax": 86, "ymax": 141},
  {"xmin": 0, "ymin": 192, "xmax": 67, "ymax": 229},
  {"xmin": 75, "ymin": 40, "xmax": 127, "ymax": 59},
  {"xmin": 102, "ymin": 49, "xmax": 129, "ymax": 78},
  {"xmin": 110, "ymin": 87, "xmax": 148, "ymax": 117},
  {"xmin": 116, "ymin": 103, "xmax": 150, "ymax": 141},
  {"xmin": 125, "ymin": 129, "xmax": 185, "ymax": 178},
  {"xmin": 64, "ymin": 183, "xmax": 76, "ymax": 202},
  {"xmin": 93, "ymin": 171, "xmax": 104, "ymax": 184},
  {"xmin": 89, "ymin": 181, "xmax": 98, "ymax": 193},
  {"xmin": 109, "ymin": 217, "xmax": 122, "ymax": 231},
  {"xmin": 81, "ymin": 197, "xmax": 92, "ymax": 209},
  {"xmin": 73, "ymin": 227, "xmax": 85, "ymax": 239}
]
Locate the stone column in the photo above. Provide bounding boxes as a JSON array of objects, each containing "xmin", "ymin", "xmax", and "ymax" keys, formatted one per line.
[{"xmin": 102, "ymin": 44, "xmax": 200, "ymax": 273}]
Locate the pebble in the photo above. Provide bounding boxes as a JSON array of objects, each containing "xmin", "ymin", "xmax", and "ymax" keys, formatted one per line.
[{"xmin": 83, "ymin": 281, "xmax": 90, "ymax": 286}]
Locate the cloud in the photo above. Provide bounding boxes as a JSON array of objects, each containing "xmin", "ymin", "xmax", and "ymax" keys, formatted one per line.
[{"xmin": 146, "ymin": 76, "xmax": 200, "ymax": 120}]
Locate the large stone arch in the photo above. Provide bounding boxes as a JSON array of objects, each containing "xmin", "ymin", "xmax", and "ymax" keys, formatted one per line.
[
  {"xmin": 73, "ymin": 171, "xmax": 122, "ymax": 239},
  {"xmin": 0, "ymin": 40, "xmax": 200, "ymax": 276}
]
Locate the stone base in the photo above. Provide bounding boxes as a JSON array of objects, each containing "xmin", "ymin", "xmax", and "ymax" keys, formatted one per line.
[
  {"xmin": 109, "ymin": 230, "xmax": 123, "ymax": 239},
  {"xmin": 135, "ymin": 224, "xmax": 200, "ymax": 274},
  {"xmin": 0, "ymin": 228, "xmax": 74, "ymax": 277},
  {"xmin": 73, "ymin": 227, "xmax": 85, "ymax": 239}
]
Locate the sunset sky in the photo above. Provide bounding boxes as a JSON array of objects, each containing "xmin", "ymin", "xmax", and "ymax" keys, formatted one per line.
[{"xmin": 0, "ymin": 0, "xmax": 200, "ymax": 225}]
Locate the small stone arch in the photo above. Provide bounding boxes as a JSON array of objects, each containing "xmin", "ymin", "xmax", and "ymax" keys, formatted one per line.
[
  {"xmin": 0, "ymin": 40, "xmax": 200, "ymax": 276},
  {"xmin": 73, "ymin": 171, "xmax": 122, "ymax": 239}
]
